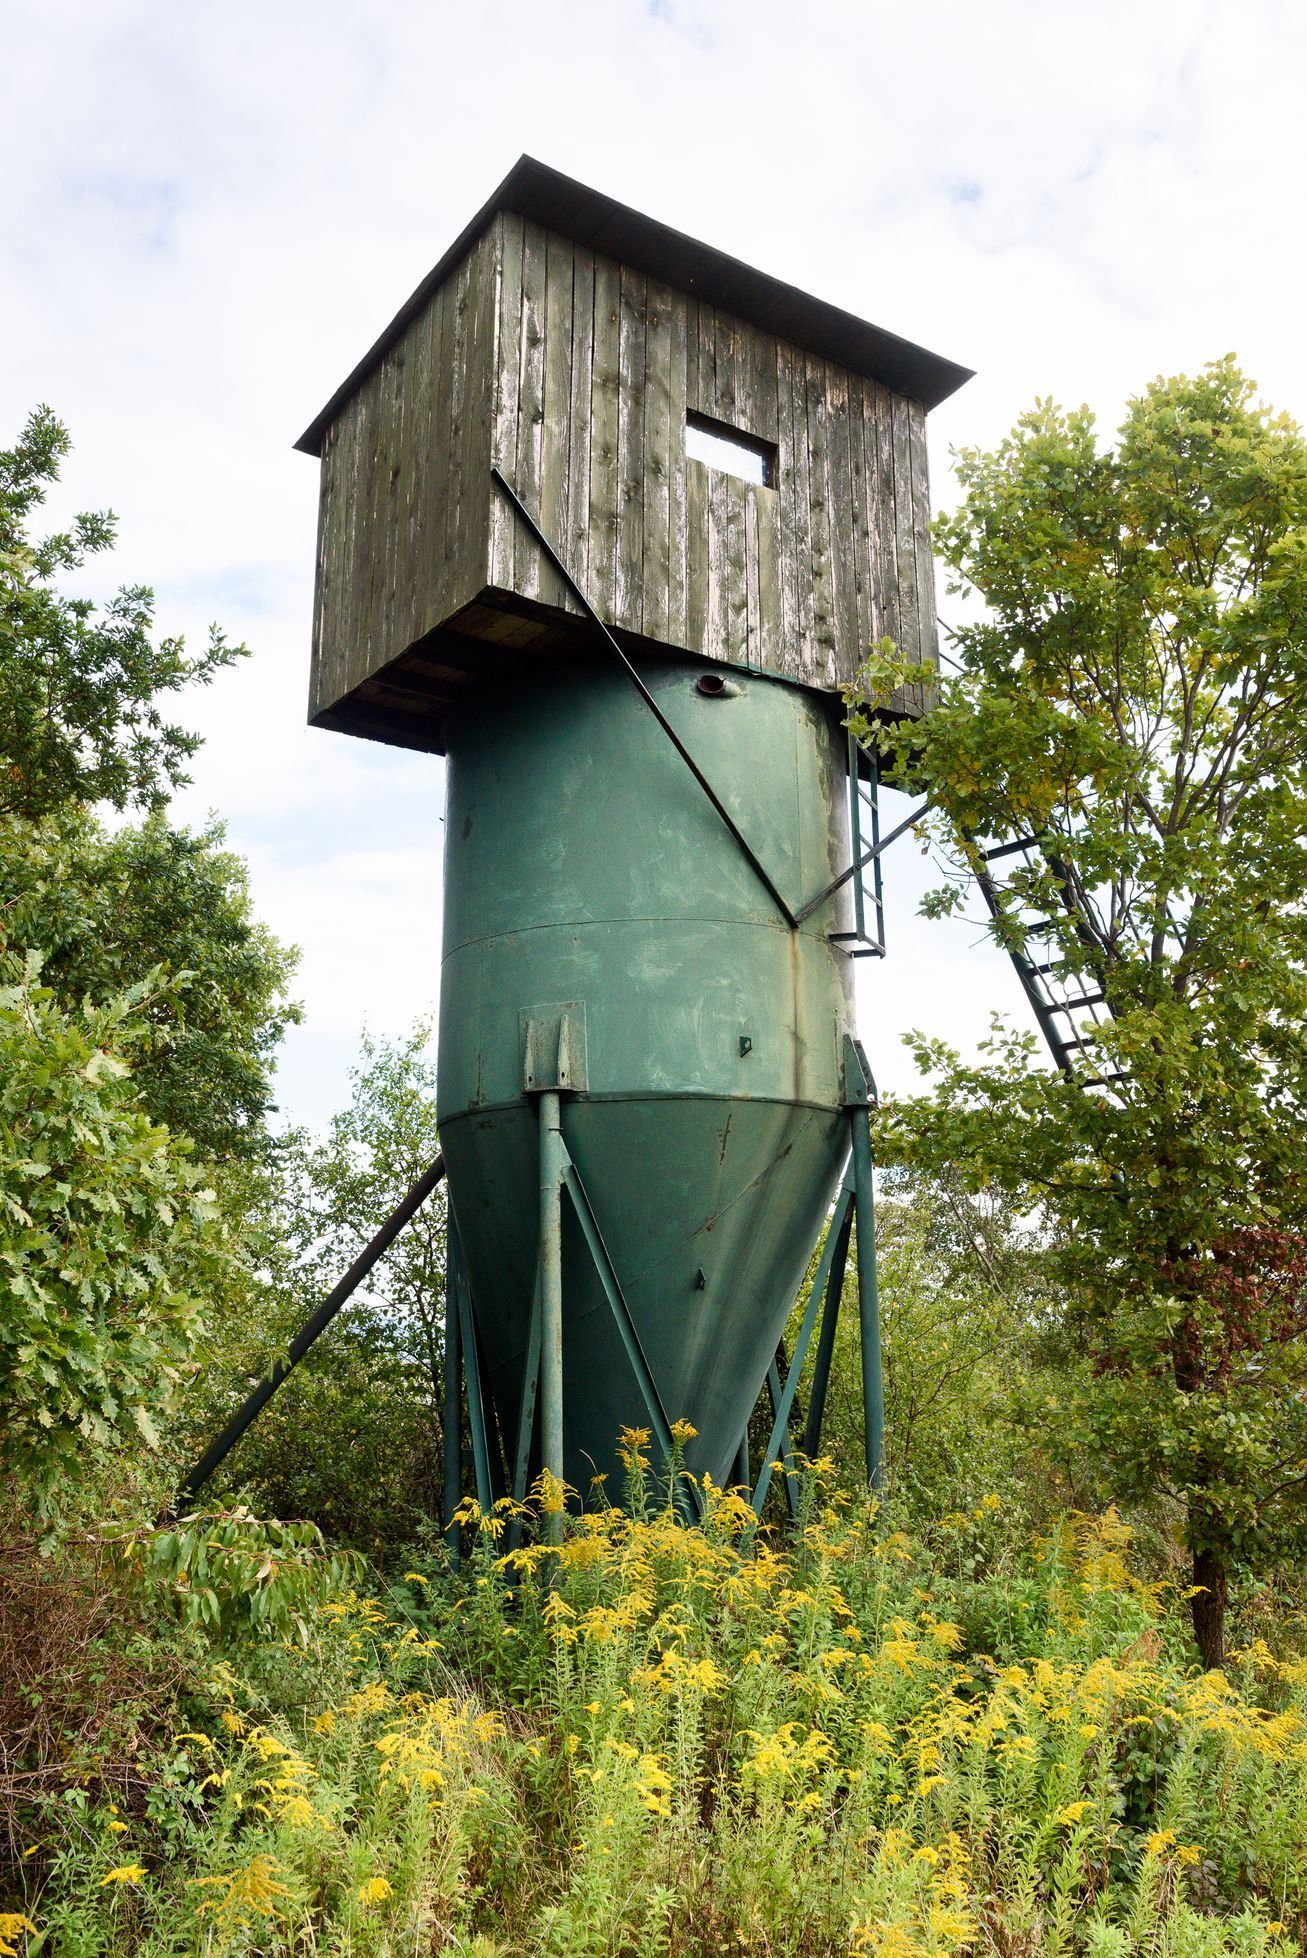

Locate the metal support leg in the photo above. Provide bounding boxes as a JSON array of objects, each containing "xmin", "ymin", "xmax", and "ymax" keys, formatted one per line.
[
  {"xmin": 803, "ymin": 1197, "xmax": 855, "ymax": 1458},
  {"xmin": 538, "ymin": 1089, "xmax": 566, "ymax": 1543},
  {"xmin": 450, "ymin": 1218, "xmax": 495, "ymax": 1517},
  {"xmin": 733, "ymin": 1433, "xmax": 750, "ymax": 1491},
  {"xmin": 751, "ymin": 1174, "xmax": 855, "ymax": 1519},
  {"xmin": 850, "ymin": 1104, "xmax": 884, "ymax": 1491},
  {"xmin": 560, "ymin": 1148, "xmax": 703, "ymax": 1523},
  {"xmin": 504, "ymin": 1272, "xmax": 542, "ymax": 1558},
  {"xmin": 443, "ymin": 1244, "xmax": 463, "ymax": 1562},
  {"xmin": 180, "ymin": 1154, "xmax": 446, "ymax": 1504},
  {"xmin": 763, "ymin": 1362, "xmax": 803, "ymax": 1523}
]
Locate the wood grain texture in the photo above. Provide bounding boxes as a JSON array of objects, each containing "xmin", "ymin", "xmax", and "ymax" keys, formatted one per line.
[
  {"xmin": 538, "ymin": 227, "xmax": 575, "ymax": 615},
  {"xmin": 641, "ymin": 278, "xmax": 674, "ymax": 644},
  {"xmin": 565, "ymin": 246, "xmax": 596, "ymax": 605},
  {"xmin": 512, "ymin": 219, "xmax": 548, "ymax": 602},
  {"xmin": 305, "ymin": 219, "xmax": 940, "ymax": 734},
  {"xmin": 488, "ymin": 213, "xmax": 525, "ymax": 590},
  {"xmin": 588, "ymin": 253, "xmax": 622, "ymax": 621},
  {"xmin": 616, "ymin": 265, "xmax": 648, "ymax": 631}
]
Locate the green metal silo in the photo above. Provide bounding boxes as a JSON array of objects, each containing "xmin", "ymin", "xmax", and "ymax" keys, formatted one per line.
[
  {"xmin": 438, "ymin": 654, "xmax": 854, "ymax": 1493},
  {"xmin": 288, "ymin": 158, "xmax": 970, "ymax": 1517}
]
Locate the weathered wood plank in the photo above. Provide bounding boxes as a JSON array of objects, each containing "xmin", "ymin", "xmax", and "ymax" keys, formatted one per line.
[
  {"xmin": 616, "ymin": 265, "xmax": 648, "ymax": 633},
  {"xmin": 336, "ymin": 372, "xmax": 369, "ymax": 694},
  {"xmin": 847, "ymin": 374, "xmax": 874, "ymax": 667},
  {"xmin": 744, "ymin": 488, "xmax": 762, "ymax": 670},
  {"xmin": 513, "ymin": 219, "xmax": 549, "ymax": 602},
  {"xmin": 338, "ymin": 388, "xmax": 371, "ymax": 701},
  {"xmin": 685, "ymin": 455, "xmax": 709, "ymax": 654},
  {"xmin": 693, "ymin": 301, "xmax": 715, "ymax": 420},
  {"xmin": 488, "ymin": 213, "xmax": 524, "ymax": 589},
  {"xmin": 398, "ymin": 295, "xmax": 432, "ymax": 651},
  {"xmin": 460, "ymin": 232, "xmax": 499, "ymax": 610},
  {"xmin": 891, "ymin": 392, "xmax": 921, "ymax": 674},
  {"xmin": 732, "ymin": 327, "xmax": 770, "ymax": 672},
  {"xmin": 666, "ymin": 290, "xmax": 689, "ymax": 648},
  {"xmin": 713, "ymin": 307, "xmax": 738, "ymax": 429},
  {"xmin": 772, "ymin": 340, "xmax": 799, "ymax": 666},
  {"xmin": 393, "ymin": 309, "xmax": 424, "ymax": 650},
  {"xmin": 755, "ymin": 472, "xmax": 782, "ymax": 670},
  {"xmin": 444, "ymin": 253, "xmax": 474, "ymax": 630},
  {"xmin": 358, "ymin": 360, "xmax": 386, "ymax": 682},
  {"xmin": 417, "ymin": 278, "xmax": 451, "ymax": 621},
  {"xmin": 684, "ymin": 297, "xmax": 700, "ymax": 421},
  {"xmin": 716, "ymin": 475, "xmax": 748, "ymax": 669},
  {"xmin": 537, "ymin": 226, "xmax": 575, "ymax": 611},
  {"xmin": 824, "ymin": 361, "xmax": 857, "ymax": 684},
  {"xmin": 566, "ymin": 246, "xmax": 596, "ymax": 606},
  {"xmin": 588, "ymin": 254, "xmax": 622, "ymax": 621},
  {"xmin": 909, "ymin": 398, "xmax": 938, "ymax": 700},
  {"xmin": 873, "ymin": 380, "xmax": 901, "ymax": 660},
  {"xmin": 804, "ymin": 351, "xmax": 836, "ymax": 688},
  {"xmin": 737, "ymin": 320, "xmax": 780, "ymax": 445},
  {"xmin": 309, "ymin": 419, "xmax": 334, "ymax": 713},
  {"xmin": 705, "ymin": 443, "xmax": 728, "ymax": 662},
  {"xmin": 320, "ymin": 413, "xmax": 353, "ymax": 710},
  {"xmin": 641, "ymin": 276, "xmax": 674, "ymax": 643}
]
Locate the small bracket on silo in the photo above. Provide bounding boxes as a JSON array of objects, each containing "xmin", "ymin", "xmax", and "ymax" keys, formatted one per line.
[
  {"xmin": 842, "ymin": 1034, "xmax": 876, "ymax": 1109},
  {"xmin": 522, "ymin": 1002, "xmax": 588, "ymax": 1095}
]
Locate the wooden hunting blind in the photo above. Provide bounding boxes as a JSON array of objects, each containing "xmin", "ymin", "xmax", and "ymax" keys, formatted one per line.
[
  {"xmin": 296, "ymin": 155, "xmax": 970, "ymax": 750},
  {"xmin": 205, "ymin": 157, "xmax": 978, "ymax": 1530},
  {"xmin": 189, "ymin": 168, "xmax": 1118, "ymax": 1525}
]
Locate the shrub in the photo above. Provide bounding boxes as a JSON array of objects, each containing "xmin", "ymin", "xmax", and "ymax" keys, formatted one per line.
[
  {"xmin": 0, "ymin": 953, "xmax": 225, "ymax": 1519},
  {"xmin": 9, "ymin": 1463, "xmax": 1307, "ymax": 1955}
]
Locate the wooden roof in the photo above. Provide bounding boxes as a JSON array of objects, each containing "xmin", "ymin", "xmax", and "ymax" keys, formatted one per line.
[{"xmin": 295, "ymin": 156, "xmax": 971, "ymax": 457}]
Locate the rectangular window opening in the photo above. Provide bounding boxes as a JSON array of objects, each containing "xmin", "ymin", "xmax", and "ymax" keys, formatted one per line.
[{"xmin": 685, "ymin": 412, "xmax": 777, "ymax": 489}]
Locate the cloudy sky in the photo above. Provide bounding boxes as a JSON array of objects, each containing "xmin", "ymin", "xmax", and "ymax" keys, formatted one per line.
[{"xmin": 7, "ymin": 0, "xmax": 1306, "ymax": 1131}]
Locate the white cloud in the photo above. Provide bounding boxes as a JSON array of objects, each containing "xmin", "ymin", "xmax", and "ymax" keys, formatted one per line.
[{"xmin": 6, "ymin": 0, "xmax": 1306, "ymax": 1129}]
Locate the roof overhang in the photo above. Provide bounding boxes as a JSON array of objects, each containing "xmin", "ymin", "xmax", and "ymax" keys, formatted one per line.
[{"xmin": 295, "ymin": 155, "xmax": 972, "ymax": 457}]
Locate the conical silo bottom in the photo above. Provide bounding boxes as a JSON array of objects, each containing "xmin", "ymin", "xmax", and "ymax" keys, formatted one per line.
[{"xmin": 442, "ymin": 1093, "xmax": 846, "ymax": 1499}]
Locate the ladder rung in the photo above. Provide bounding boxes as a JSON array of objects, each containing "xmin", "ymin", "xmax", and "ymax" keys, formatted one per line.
[
  {"xmin": 1048, "ymin": 991, "xmax": 1106, "ymax": 1012},
  {"xmin": 982, "ymin": 836, "xmax": 1041, "ymax": 863},
  {"xmin": 1049, "ymin": 1027, "xmax": 1099, "ymax": 1057}
]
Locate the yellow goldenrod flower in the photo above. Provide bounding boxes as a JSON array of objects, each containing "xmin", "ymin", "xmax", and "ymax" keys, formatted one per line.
[
  {"xmin": 100, "ymin": 1864, "xmax": 146, "ymax": 1886},
  {"xmin": 357, "ymin": 1876, "xmax": 392, "ymax": 1907},
  {"xmin": 0, "ymin": 1917, "xmax": 38, "ymax": 1958}
]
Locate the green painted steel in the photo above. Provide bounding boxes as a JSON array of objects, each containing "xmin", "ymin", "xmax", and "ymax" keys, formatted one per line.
[{"xmin": 437, "ymin": 656, "xmax": 857, "ymax": 1495}]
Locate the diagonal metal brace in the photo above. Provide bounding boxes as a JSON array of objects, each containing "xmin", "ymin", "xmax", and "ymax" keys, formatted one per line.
[
  {"xmin": 492, "ymin": 465, "xmax": 797, "ymax": 930},
  {"xmin": 181, "ymin": 1153, "xmax": 446, "ymax": 1504},
  {"xmin": 751, "ymin": 1171, "xmax": 856, "ymax": 1518},
  {"xmin": 559, "ymin": 1152, "xmax": 704, "ymax": 1522},
  {"xmin": 450, "ymin": 1220, "xmax": 496, "ymax": 1516},
  {"xmin": 792, "ymin": 800, "xmax": 930, "ymax": 927}
]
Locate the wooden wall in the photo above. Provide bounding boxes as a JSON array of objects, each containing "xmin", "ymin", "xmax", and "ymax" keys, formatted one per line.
[
  {"xmin": 485, "ymin": 211, "xmax": 936, "ymax": 701},
  {"xmin": 307, "ymin": 210, "xmax": 937, "ymax": 734},
  {"xmin": 308, "ymin": 228, "xmax": 498, "ymax": 722}
]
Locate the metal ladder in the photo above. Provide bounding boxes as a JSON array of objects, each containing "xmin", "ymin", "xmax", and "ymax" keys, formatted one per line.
[{"xmin": 970, "ymin": 833, "xmax": 1125, "ymax": 1091}]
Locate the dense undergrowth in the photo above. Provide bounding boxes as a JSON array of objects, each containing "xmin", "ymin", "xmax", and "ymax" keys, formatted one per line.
[{"xmin": 6, "ymin": 1449, "xmax": 1307, "ymax": 1957}]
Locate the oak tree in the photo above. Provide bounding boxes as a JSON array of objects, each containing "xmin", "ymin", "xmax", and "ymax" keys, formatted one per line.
[{"xmin": 855, "ymin": 359, "xmax": 1307, "ymax": 1666}]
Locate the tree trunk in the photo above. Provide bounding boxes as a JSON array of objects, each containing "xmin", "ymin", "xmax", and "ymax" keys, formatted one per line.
[{"xmin": 1191, "ymin": 1545, "xmax": 1227, "ymax": 1670}]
